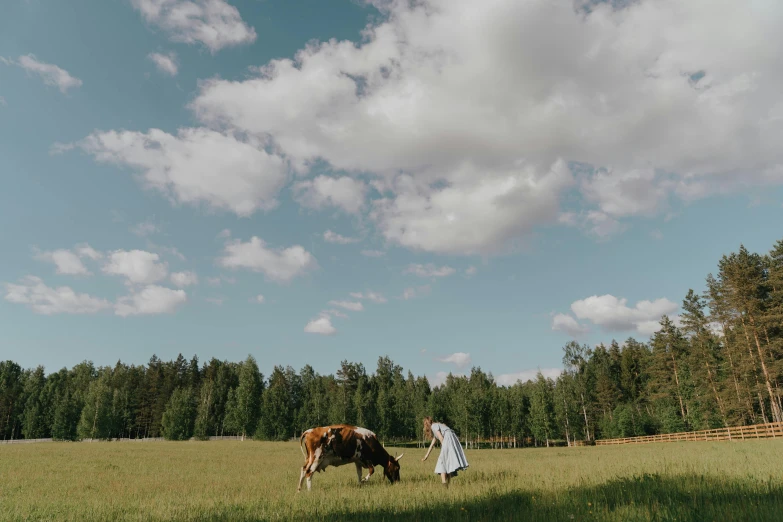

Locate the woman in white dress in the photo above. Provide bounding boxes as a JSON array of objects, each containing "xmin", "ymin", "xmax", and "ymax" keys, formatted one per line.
[{"xmin": 421, "ymin": 416, "xmax": 469, "ymax": 487}]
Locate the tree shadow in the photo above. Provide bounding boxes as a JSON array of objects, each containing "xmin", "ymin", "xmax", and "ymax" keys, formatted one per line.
[{"xmin": 195, "ymin": 472, "xmax": 783, "ymax": 522}]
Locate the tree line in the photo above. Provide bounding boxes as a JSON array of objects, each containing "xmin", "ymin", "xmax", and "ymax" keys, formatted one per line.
[{"xmin": 1, "ymin": 238, "xmax": 781, "ymax": 446}]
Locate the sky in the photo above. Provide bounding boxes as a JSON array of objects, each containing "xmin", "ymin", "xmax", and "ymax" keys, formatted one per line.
[{"xmin": 1, "ymin": 0, "xmax": 782, "ymax": 387}]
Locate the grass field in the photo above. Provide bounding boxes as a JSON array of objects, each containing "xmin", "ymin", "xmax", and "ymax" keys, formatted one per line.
[{"xmin": 2, "ymin": 440, "xmax": 783, "ymax": 521}]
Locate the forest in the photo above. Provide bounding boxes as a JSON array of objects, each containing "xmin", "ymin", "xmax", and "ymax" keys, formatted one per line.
[{"xmin": 1, "ymin": 238, "xmax": 782, "ymax": 446}]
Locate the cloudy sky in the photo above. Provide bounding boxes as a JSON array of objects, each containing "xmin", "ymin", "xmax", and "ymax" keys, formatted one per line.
[{"xmin": 2, "ymin": 0, "xmax": 782, "ymax": 386}]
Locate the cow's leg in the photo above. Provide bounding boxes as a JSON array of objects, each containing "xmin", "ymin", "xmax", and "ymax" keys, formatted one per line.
[
  {"xmin": 297, "ymin": 463, "xmax": 308, "ymax": 492},
  {"xmin": 304, "ymin": 448, "xmax": 324, "ymax": 491},
  {"xmin": 355, "ymin": 462, "xmax": 364, "ymax": 484},
  {"xmin": 362, "ymin": 463, "xmax": 374, "ymax": 482}
]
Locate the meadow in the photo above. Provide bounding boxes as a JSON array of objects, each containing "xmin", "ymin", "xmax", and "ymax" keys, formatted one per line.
[{"xmin": 2, "ymin": 440, "xmax": 783, "ymax": 521}]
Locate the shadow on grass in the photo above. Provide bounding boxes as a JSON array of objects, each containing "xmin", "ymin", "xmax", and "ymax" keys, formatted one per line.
[{"xmin": 195, "ymin": 473, "xmax": 783, "ymax": 522}]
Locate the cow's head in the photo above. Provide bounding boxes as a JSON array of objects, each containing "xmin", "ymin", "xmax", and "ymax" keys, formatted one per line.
[{"xmin": 384, "ymin": 453, "xmax": 404, "ymax": 483}]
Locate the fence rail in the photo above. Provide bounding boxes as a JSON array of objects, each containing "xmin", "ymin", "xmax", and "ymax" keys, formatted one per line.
[{"xmin": 595, "ymin": 421, "xmax": 783, "ymax": 445}]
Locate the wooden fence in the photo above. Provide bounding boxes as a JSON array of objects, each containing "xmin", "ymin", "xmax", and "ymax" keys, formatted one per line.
[{"xmin": 595, "ymin": 421, "xmax": 783, "ymax": 445}]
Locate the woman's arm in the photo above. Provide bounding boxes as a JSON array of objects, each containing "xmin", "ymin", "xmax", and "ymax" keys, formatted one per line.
[{"xmin": 422, "ymin": 436, "xmax": 437, "ymax": 461}]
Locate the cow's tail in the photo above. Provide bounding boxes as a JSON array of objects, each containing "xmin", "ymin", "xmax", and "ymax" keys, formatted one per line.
[{"xmin": 299, "ymin": 431, "xmax": 307, "ymax": 458}]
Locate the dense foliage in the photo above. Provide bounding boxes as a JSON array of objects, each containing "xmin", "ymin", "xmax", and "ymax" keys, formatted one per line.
[{"xmin": 2, "ymin": 239, "xmax": 782, "ymax": 444}]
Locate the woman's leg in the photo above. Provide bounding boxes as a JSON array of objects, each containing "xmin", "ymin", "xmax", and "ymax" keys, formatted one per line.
[{"xmin": 440, "ymin": 472, "xmax": 449, "ymax": 487}]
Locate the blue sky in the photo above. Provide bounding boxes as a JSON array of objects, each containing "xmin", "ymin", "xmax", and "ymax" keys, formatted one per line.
[{"xmin": 2, "ymin": 0, "xmax": 782, "ymax": 386}]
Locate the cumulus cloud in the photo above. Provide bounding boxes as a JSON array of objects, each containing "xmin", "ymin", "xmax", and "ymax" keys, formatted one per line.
[
  {"xmin": 293, "ymin": 175, "xmax": 367, "ymax": 214},
  {"xmin": 34, "ymin": 249, "xmax": 90, "ymax": 276},
  {"xmin": 551, "ymin": 313, "xmax": 591, "ymax": 338},
  {"xmin": 361, "ymin": 249, "xmax": 385, "ymax": 258},
  {"xmin": 33, "ymin": 243, "xmax": 104, "ymax": 275},
  {"xmin": 252, "ymin": 294, "xmax": 265, "ymax": 304},
  {"xmin": 170, "ymin": 270, "xmax": 198, "ymax": 287},
  {"xmin": 218, "ymin": 236, "xmax": 317, "ymax": 283},
  {"xmin": 323, "ymin": 230, "xmax": 359, "ymax": 244},
  {"xmin": 4, "ymin": 276, "xmax": 112, "ymax": 315},
  {"xmin": 75, "ymin": 244, "xmax": 103, "ymax": 260},
  {"xmin": 404, "ymin": 263, "xmax": 456, "ymax": 278},
  {"xmin": 187, "ymin": 0, "xmax": 783, "ymax": 250},
  {"xmin": 115, "ymin": 284, "xmax": 187, "ymax": 316},
  {"xmin": 148, "ymin": 51, "xmax": 178, "ymax": 76},
  {"xmin": 7, "ymin": 54, "xmax": 82, "ymax": 93},
  {"xmin": 436, "ymin": 352, "xmax": 472, "ymax": 369},
  {"xmin": 328, "ymin": 300, "xmax": 364, "ymax": 312},
  {"xmin": 103, "ymin": 249, "xmax": 168, "ymax": 285},
  {"xmin": 495, "ymin": 367, "xmax": 562, "ymax": 386},
  {"xmin": 304, "ymin": 314, "xmax": 336, "ymax": 335},
  {"xmin": 465, "ymin": 266, "xmax": 477, "ymax": 276},
  {"xmin": 559, "ymin": 294, "xmax": 680, "ymax": 336},
  {"xmin": 72, "ymin": 128, "xmax": 287, "ymax": 217},
  {"xmin": 131, "ymin": 0, "xmax": 256, "ymax": 53}
]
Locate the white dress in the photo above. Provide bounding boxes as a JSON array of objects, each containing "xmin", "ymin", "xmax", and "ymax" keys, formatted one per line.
[{"xmin": 431, "ymin": 422, "xmax": 469, "ymax": 476}]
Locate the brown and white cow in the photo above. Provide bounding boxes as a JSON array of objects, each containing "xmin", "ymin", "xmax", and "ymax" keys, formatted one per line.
[{"xmin": 297, "ymin": 424, "xmax": 403, "ymax": 491}]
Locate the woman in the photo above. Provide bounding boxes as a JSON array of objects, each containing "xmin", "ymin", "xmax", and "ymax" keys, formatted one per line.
[{"xmin": 421, "ymin": 416, "xmax": 469, "ymax": 487}]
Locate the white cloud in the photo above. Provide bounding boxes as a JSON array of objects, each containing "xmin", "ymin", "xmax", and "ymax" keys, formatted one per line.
[
  {"xmin": 206, "ymin": 276, "xmax": 222, "ymax": 286},
  {"xmin": 75, "ymin": 244, "xmax": 103, "ymax": 260},
  {"xmin": 405, "ymin": 263, "xmax": 456, "ymax": 278},
  {"xmin": 4, "ymin": 276, "xmax": 111, "ymax": 315},
  {"xmin": 304, "ymin": 314, "xmax": 336, "ymax": 335},
  {"xmin": 74, "ymin": 128, "xmax": 287, "ymax": 217},
  {"xmin": 465, "ymin": 266, "xmax": 477, "ymax": 276},
  {"xmin": 323, "ymin": 230, "xmax": 359, "ymax": 244},
  {"xmin": 103, "ymin": 249, "xmax": 168, "ymax": 285},
  {"xmin": 13, "ymin": 54, "xmax": 82, "ymax": 93},
  {"xmin": 565, "ymin": 294, "xmax": 679, "ymax": 336},
  {"xmin": 147, "ymin": 243, "xmax": 186, "ymax": 261},
  {"xmin": 328, "ymin": 300, "xmax": 364, "ymax": 312},
  {"xmin": 189, "ymin": 0, "xmax": 783, "ymax": 250},
  {"xmin": 351, "ymin": 291, "xmax": 387, "ymax": 304},
  {"xmin": 115, "ymin": 285, "xmax": 187, "ymax": 316},
  {"xmin": 293, "ymin": 175, "xmax": 367, "ymax": 214},
  {"xmin": 252, "ymin": 294, "xmax": 265, "ymax": 304},
  {"xmin": 436, "ymin": 352, "xmax": 472, "ymax": 369},
  {"xmin": 361, "ymin": 249, "xmax": 385, "ymax": 257},
  {"xmin": 34, "ymin": 249, "xmax": 90, "ymax": 276},
  {"xmin": 170, "ymin": 270, "xmax": 198, "ymax": 287},
  {"xmin": 495, "ymin": 367, "xmax": 562, "ymax": 386},
  {"xmin": 651, "ymin": 229, "xmax": 664, "ymax": 240},
  {"xmin": 131, "ymin": 0, "xmax": 256, "ymax": 53},
  {"xmin": 130, "ymin": 220, "xmax": 160, "ymax": 237},
  {"xmin": 0, "ymin": 95, "xmax": 6, "ymax": 107},
  {"xmin": 324, "ymin": 308, "xmax": 348, "ymax": 319},
  {"xmin": 204, "ymin": 297, "xmax": 224, "ymax": 306},
  {"xmin": 551, "ymin": 313, "xmax": 590, "ymax": 338},
  {"xmin": 217, "ymin": 228, "xmax": 231, "ymax": 239},
  {"xmin": 148, "ymin": 51, "xmax": 178, "ymax": 76},
  {"xmin": 401, "ymin": 284, "xmax": 431, "ymax": 300},
  {"xmin": 218, "ymin": 236, "xmax": 317, "ymax": 283}
]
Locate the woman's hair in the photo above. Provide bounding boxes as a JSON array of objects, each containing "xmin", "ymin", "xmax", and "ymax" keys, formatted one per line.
[{"xmin": 423, "ymin": 416, "xmax": 433, "ymax": 440}]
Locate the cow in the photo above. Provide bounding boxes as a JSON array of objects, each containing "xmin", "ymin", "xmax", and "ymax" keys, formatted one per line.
[{"xmin": 297, "ymin": 424, "xmax": 404, "ymax": 492}]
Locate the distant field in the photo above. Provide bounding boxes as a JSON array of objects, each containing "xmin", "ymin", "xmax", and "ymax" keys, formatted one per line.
[{"xmin": 2, "ymin": 440, "xmax": 783, "ymax": 521}]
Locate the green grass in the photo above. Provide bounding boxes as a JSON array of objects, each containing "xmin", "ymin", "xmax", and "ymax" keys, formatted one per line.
[{"xmin": 2, "ymin": 440, "xmax": 783, "ymax": 521}]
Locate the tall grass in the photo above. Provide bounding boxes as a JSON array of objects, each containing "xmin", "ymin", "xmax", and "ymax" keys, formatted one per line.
[{"xmin": 2, "ymin": 440, "xmax": 782, "ymax": 521}]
